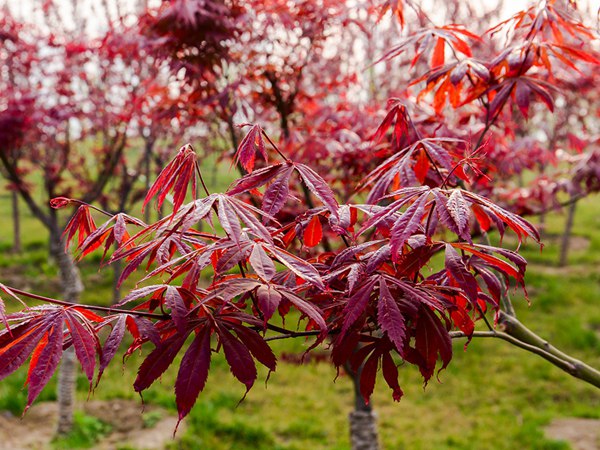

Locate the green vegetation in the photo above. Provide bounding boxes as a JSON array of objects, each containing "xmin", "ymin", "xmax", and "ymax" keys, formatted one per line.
[
  {"xmin": 0, "ymin": 181, "xmax": 598, "ymax": 449},
  {"xmin": 51, "ymin": 411, "xmax": 112, "ymax": 449}
]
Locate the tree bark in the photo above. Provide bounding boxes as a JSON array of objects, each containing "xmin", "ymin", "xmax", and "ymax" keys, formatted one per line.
[
  {"xmin": 558, "ymin": 200, "xmax": 577, "ymax": 267},
  {"xmin": 346, "ymin": 364, "xmax": 380, "ymax": 450},
  {"xmin": 49, "ymin": 227, "xmax": 84, "ymax": 435},
  {"xmin": 11, "ymin": 190, "xmax": 21, "ymax": 253}
]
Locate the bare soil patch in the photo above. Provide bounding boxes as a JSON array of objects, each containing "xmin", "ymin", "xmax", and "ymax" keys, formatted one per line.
[
  {"xmin": 0, "ymin": 400, "xmax": 184, "ymax": 450},
  {"xmin": 545, "ymin": 418, "xmax": 600, "ymax": 450}
]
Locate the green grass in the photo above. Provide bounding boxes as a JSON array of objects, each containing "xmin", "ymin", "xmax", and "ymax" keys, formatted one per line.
[
  {"xmin": 0, "ymin": 171, "xmax": 598, "ymax": 449},
  {"xmin": 51, "ymin": 411, "xmax": 112, "ymax": 449}
]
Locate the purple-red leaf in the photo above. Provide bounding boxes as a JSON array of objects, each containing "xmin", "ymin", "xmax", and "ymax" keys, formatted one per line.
[
  {"xmin": 65, "ymin": 312, "xmax": 98, "ymax": 385},
  {"xmin": 234, "ymin": 125, "xmax": 267, "ymax": 173},
  {"xmin": 415, "ymin": 307, "xmax": 452, "ymax": 382},
  {"xmin": 445, "ymin": 245, "xmax": 478, "ymax": 304},
  {"xmin": 217, "ymin": 325, "xmax": 256, "ymax": 392},
  {"xmin": 262, "ymin": 164, "xmax": 293, "ymax": 219},
  {"xmin": 249, "ymin": 245, "xmax": 276, "ymax": 282},
  {"xmin": 390, "ymin": 192, "xmax": 429, "ymax": 257},
  {"xmin": 381, "ymin": 351, "xmax": 403, "ymax": 401},
  {"xmin": 229, "ymin": 324, "xmax": 276, "ymax": 373},
  {"xmin": 378, "ymin": 279, "xmax": 406, "ymax": 354},
  {"xmin": 26, "ymin": 313, "xmax": 64, "ymax": 410},
  {"xmin": 294, "ymin": 163, "xmax": 339, "ymax": 218},
  {"xmin": 134, "ymin": 332, "xmax": 188, "ymax": 392},
  {"xmin": 175, "ymin": 326, "xmax": 211, "ymax": 422},
  {"xmin": 256, "ymin": 285, "xmax": 282, "ymax": 322},
  {"xmin": 266, "ymin": 245, "xmax": 325, "ymax": 290},
  {"xmin": 98, "ymin": 315, "xmax": 127, "ymax": 382}
]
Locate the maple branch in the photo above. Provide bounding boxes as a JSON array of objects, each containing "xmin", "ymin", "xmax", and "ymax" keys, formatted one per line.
[
  {"xmin": 262, "ymin": 323, "xmax": 326, "ymax": 341},
  {"xmin": 5, "ymin": 287, "xmax": 170, "ymax": 320},
  {"xmin": 260, "ymin": 130, "xmax": 291, "ymax": 163},
  {"xmin": 450, "ymin": 321, "xmax": 600, "ymax": 389}
]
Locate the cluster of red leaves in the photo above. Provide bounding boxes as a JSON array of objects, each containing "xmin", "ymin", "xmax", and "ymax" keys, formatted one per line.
[{"xmin": 0, "ymin": 117, "xmax": 539, "ymax": 424}]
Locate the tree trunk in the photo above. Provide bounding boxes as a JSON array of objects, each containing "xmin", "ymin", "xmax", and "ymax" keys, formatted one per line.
[
  {"xmin": 11, "ymin": 190, "xmax": 21, "ymax": 253},
  {"xmin": 49, "ymin": 228, "xmax": 84, "ymax": 435},
  {"xmin": 346, "ymin": 364, "xmax": 380, "ymax": 450},
  {"xmin": 558, "ymin": 200, "xmax": 577, "ymax": 267}
]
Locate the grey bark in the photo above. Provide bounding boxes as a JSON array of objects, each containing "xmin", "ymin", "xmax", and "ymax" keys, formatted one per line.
[
  {"xmin": 346, "ymin": 363, "xmax": 380, "ymax": 450},
  {"xmin": 49, "ymin": 228, "xmax": 84, "ymax": 435}
]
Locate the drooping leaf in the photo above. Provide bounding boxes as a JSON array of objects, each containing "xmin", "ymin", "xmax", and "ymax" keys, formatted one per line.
[
  {"xmin": 175, "ymin": 325, "xmax": 211, "ymax": 422},
  {"xmin": 217, "ymin": 325, "xmax": 256, "ymax": 392},
  {"xmin": 415, "ymin": 307, "xmax": 452, "ymax": 382},
  {"xmin": 98, "ymin": 315, "xmax": 127, "ymax": 383},
  {"xmin": 378, "ymin": 279, "xmax": 406, "ymax": 354},
  {"xmin": 65, "ymin": 311, "xmax": 98, "ymax": 386},
  {"xmin": 134, "ymin": 332, "xmax": 189, "ymax": 393},
  {"xmin": 26, "ymin": 313, "xmax": 65, "ymax": 410},
  {"xmin": 229, "ymin": 323, "xmax": 276, "ymax": 373},
  {"xmin": 381, "ymin": 351, "xmax": 403, "ymax": 401}
]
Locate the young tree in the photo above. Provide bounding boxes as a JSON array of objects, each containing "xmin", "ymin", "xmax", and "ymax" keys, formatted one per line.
[{"xmin": 0, "ymin": 1, "xmax": 599, "ymax": 449}]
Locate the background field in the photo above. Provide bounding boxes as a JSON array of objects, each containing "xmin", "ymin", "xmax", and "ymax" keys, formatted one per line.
[{"xmin": 0, "ymin": 165, "xmax": 598, "ymax": 449}]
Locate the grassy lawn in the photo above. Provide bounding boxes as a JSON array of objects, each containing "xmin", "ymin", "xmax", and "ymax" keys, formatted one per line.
[{"xmin": 0, "ymin": 166, "xmax": 598, "ymax": 449}]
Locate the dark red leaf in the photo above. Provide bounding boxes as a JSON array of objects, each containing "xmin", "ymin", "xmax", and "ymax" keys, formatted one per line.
[
  {"xmin": 229, "ymin": 323, "xmax": 276, "ymax": 372},
  {"xmin": 165, "ymin": 287, "xmax": 189, "ymax": 333},
  {"xmin": 262, "ymin": 164, "xmax": 294, "ymax": 219},
  {"xmin": 359, "ymin": 351, "xmax": 379, "ymax": 404},
  {"xmin": 279, "ymin": 290, "xmax": 327, "ymax": 334},
  {"xmin": 340, "ymin": 278, "xmax": 377, "ymax": 337},
  {"xmin": 378, "ymin": 279, "xmax": 406, "ymax": 354},
  {"xmin": 98, "ymin": 315, "xmax": 127, "ymax": 382},
  {"xmin": 65, "ymin": 312, "xmax": 98, "ymax": 385},
  {"xmin": 390, "ymin": 192, "xmax": 429, "ymax": 257},
  {"xmin": 134, "ymin": 332, "xmax": 188, "ymax": 392},
  {"xmin": 256, "ymin": 285, "xmax": 282, "ymax": 322},
  {"xmin": 175, "ymin": 325, "xmax": 211, "ymax": 422},
  {"xmin": 415, "ymin": 307, "xmax": 452, "ymax": 382},
  {"xmin": 26, "ymin": 313, "xmax": 64, "ymax": 410},
  {"xmin": 381, "ymin": 351, "xmax": 403, "ymax": 401},
  {"xmin": 266, "ymin": 245, "xmax": 325, "ymax": 290},
  {"xmin": 217, "ymin": 325, "xmax": 256, "ymax": 392}
]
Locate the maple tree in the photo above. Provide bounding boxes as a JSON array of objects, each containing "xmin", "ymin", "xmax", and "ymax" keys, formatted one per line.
[{"xmin": 1, "ymin": 0, "xmax": 600, "ymax": 448}]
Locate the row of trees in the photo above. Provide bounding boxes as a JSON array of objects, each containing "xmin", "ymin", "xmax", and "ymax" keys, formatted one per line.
[{"xmin": 0, "ymin": 0, "xmax": 599, "ymax": 447}]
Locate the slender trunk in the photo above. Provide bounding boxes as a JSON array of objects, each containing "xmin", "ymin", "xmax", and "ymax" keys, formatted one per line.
[
  {"xmin": 558, "ymin": 200, "xmax": 577, "ymax": 267},
  {"xmin": 11, "ymin": 190, "xmax": 21, "ymax": 253},
  {"xmin": 345, "ymin": 364, "xmax": 380, "ymax": 450},
  {"xmin": 49, "ymin": 227, "xmax": 84, "ymax": 435}
]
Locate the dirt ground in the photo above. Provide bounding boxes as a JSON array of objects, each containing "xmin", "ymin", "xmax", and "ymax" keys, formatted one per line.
[
  {"xmin": 0, "ymin": 400, "xmax": 184, "ymax": 450},
  {"xmin": 545, "ymin": 418, "xmax": 600, "ymax": 450}
]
